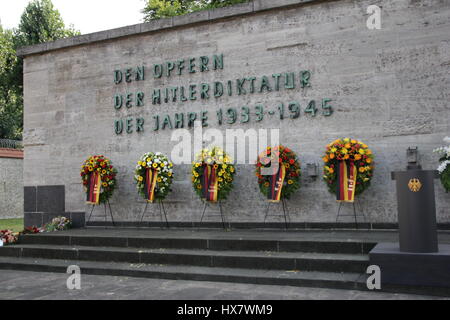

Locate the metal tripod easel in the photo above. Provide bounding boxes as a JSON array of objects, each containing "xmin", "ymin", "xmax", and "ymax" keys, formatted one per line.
[
  {"xmin": 263, "ymin": 198, "xmax": 290, "ymax": 229},
  {"xmin": 86, "ymin": 200, "xmax": 115, "ymax": 226},
  {"xmin": 335, "ymin": 199, "xmax": 367, "ymax": 228},
  {"xmin": 199, "ymin": 200, "xmax": 230, "ymax": 230},
  {"xmin": 140, "ymin": 199, "xmax": 169, "ymax": 228}
]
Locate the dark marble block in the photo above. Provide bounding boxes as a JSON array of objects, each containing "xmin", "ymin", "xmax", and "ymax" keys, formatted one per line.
[
  {"xmin": 24, "ymin": 186, "xmax": 37, "ymax": 212},
  {"xmin": 69, "ymin": 212, "xmax": 85, "ymax": 228},
  {"xmin": 36, "ymin": 185, "xmax": 65, "ymax": 213},
  {"xmin": 24, "ymin": 212, "xmax": 86, "ymax": 229},
  {"xmin": 24, "ymin": 212, "xmax": 42, "ymax": 229},
  {"xmin": 369, "ymin": 243, "xmax": 450, "ymax": 288}
]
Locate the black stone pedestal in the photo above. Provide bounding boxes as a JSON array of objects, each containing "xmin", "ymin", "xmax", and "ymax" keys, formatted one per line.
[
  {"xmin": 391, "ymin": 170, "xmax": 439, "ymax": 253},
  {"xmin": 23, "ymin": 185, "xmax": 85, "ymax": 228},
  {"xmin": 369, "ymin": 243, "xmax": 450, "ymax": 288}
]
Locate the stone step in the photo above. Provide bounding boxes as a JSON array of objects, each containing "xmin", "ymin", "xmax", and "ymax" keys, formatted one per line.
[
  {"xmin": 0, "ymin": 256, "xmax": 366, "ymax": 291},
  {"xmin": 0, "ymin": 244, "xmax": 369, "ymax": 273},
  {"xmin": 86, "ymin": 221, "xmax": 450, "ymax": 230},
  {"xmin": 87, "ymin": 221, "xmax": 383, "ymax": 230},
  {"xmin": 0, "ymin": 256, "xmax": 448, "ymax": 297},
  {"xmin": 19, "ymin": 231, "xmax": 377, "ymax": 254}
]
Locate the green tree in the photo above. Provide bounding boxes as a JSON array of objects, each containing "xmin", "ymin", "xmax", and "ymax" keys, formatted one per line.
[
  {"xmin": 14, "ymin": 0, "xmax": 79, "ymax": 47},
  {"xmin": 0, "ymin": 0, "xmax": 80, "ymax": 140},
  {"xmin": 0, "ymin": 25, "xmax": 22, "ymax": 140},
  {"xmin": 143, "ymin": 0, "xmax": 250, "ymax": 21},
  {"xmin": 13, "ymin": 0, "xmax": 80, "ymax": 90},
  {"xmin": 142, "ymin": 0, "xmax": 186, "ymax": 20}
]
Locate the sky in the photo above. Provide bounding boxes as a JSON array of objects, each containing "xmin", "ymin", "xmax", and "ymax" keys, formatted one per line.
[{"xmin": 0, "ymin": 0, "xmax": 147, "ymax": 34}]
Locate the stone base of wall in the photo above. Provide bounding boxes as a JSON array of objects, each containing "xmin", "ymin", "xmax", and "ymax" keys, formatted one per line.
[
  {"xmin": 24, "ymin": 185, "xmax": 85, "ymax": 228},
  {"xmin": 24, "ymin": 211, "xmax": 85, "ymax": 229}
]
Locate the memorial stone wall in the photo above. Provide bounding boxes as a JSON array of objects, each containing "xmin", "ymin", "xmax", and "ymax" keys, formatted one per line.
[{"xmin": 19, "ymin": 0, "xmax": 450, "ymax": 224}]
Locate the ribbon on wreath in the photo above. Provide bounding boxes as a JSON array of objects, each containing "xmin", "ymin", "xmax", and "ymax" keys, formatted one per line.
[
  {"xmin": 144, "ymin": 168, "xmax": 158, "ymax": 203},
  {"xmin": 336, "ymin": 160, "xmax": 357, "ymax": 202},
  {"xmin": 86, "ymin": 171, "xmax": 101, "ymax": 205},
  {"xmin": 268, "ymin": 164, "xmax": 286, "ymax": 202},
  {"xmin": 202, "ymin": 164, "xmax": 218, "ymax": 202}
]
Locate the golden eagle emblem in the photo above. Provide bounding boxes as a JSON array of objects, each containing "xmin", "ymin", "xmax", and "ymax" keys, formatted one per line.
[{"xmin": 408, "ymin": 178, "xmax": 422, "ymax": 192}]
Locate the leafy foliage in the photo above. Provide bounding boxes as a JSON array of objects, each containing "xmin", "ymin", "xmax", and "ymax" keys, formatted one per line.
[
  {"xmin": 434, "ymin": 138, "xmax": 450, "ymax": 192},
  {"xmin": 15, "ymin": 0, "xmax": 80, "ymax": 47},
  {"xmin": 143, "ymin": 0, "xmax": 251, "ymax": 21},
  {"xmin": 440, "ymin": 166, "xmax": 450, "ymax": 192},
  {"xmin": 0, "ymin": 0, "xmax": 79, "ymax": 140},
  {"xmin": 0, "ymin": 27, "xmax": 23, "ymax": 139}
]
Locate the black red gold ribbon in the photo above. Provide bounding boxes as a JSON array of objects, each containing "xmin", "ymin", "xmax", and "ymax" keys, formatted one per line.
[
  {"xmin": 202, "ymin": 164, "xmax": 218, "ymax": 202},
  {"xmin": 86, "ymin": 171, "xmax": 101, "ymax": 205},
  {"xmin": 336, "ymin": 161, "xmax": 357, "ymax": 202},
  {"xmin": 144, "ymin": 168, "xmax": 158, "ymax": 203},
  {"xmin": 268, "ymin": 164, "xmax": 286, "ymax": 202}
]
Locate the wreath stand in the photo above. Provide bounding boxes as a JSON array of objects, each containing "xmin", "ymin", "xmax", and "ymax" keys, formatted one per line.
[
  {"xmin": 199, "ymin": 200, "xmax": 230, "ymax": 230},
  {"xmin": 264, "ymin": 198, "xmax": 290, "ymax": 229},
  {"xmin": 86, "ymin": 200, "xmax": 115, "ymax": 227},
  {"xmin": 335, "ymin": 199, "xmax": 367, "ymax": 228},
  {"xmin": 140, "ymin": 199, "xmax": 169, "ymax": 228}
]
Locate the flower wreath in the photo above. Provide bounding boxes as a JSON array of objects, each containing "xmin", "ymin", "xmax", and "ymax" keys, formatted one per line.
[
  {"xmin": 434, "ymin": 137, "xmax": 450, "ymax": 192},
  {"xmin": 134, "ymin": 152, "xmax": 174, "ymax": 202},
  {"xmin": 192, "ymin": 147, "xmax": 235, "ymax": 202},
  {"xmin": 44, "ymin": 216, "xmax": 72, "ymax": 232},
  {"xmin": 0, "ymin": 230, "xmax": 19, "ymax": 245},
  {"xmin": 81, "ymin": 155, "xmax": 117, "ymax": 204},
  {"xmin": 255, "ymin": 145, "xmax": 301, "ymax": 201},
  {"xmin": 322, "ymin": 138, "xmax": 374, "ymax": 197}
]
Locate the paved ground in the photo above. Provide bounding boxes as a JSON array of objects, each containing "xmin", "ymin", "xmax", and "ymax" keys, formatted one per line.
[{"xmin": 0, "ymin": 270, "xmax": 447, "ymax": 300}]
